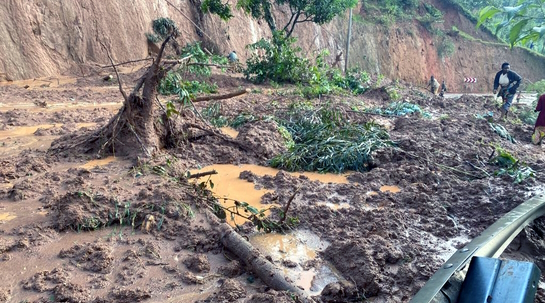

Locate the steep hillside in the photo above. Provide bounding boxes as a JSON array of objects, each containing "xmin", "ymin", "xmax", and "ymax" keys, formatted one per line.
[{"xmin": 1, "ymin": 0, "xmax": 544, "ymax": 92}]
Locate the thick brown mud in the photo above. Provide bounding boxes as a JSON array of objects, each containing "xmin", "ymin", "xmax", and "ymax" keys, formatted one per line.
[{"xmin": 1, "ymin": 68, "xmax": 544, "ymax": 303}]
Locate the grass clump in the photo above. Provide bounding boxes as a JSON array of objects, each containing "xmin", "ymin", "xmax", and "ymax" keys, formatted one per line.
[{"xmin": 269, "ymin": 105, "xmax": 393, "ymax": 173}]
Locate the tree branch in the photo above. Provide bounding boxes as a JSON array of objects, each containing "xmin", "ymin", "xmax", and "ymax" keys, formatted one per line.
[
  {"xmin": 100, "ymin": 41, "xmax": 128, "ymax": 102},
  {"xmin": 99, "ymin": 57, "xmax": 153, "ymax": 68},
  {"xmin": 188, "ymin": 170, "xmax": 218, "ymax": 179},
  {"xmin": 192, "ymin": 88, "xmax": 249, "ymax": 102}
]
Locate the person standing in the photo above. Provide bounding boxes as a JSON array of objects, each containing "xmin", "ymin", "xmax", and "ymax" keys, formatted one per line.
[
  {"xmin": 228, "ymin": 50, "xmax": 238, "ymax": 63},
  {"xmin": 439, "ymin": 80, "xmax": 447, "ymax": 97},
  {"xmin": 427, "ymin": 76, "xmax": 439, "ymax": 95},
  {"xmin": 532, "ymin": 94, "xmax": 545, "ymax": 145},
  {"xmin": 493, "ymin": 62, "xmax": 522, "ymax": 120}
]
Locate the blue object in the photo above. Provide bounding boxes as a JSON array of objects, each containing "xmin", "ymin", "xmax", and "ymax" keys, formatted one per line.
[{"xmin": 457, "ymin": 257, "xmax": 540, "ymax": 303}]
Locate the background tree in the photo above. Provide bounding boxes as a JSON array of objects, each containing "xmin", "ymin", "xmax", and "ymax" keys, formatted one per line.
[{"xmin": 202, "ymin": 0, "xmax": 357, "ymax": 38}]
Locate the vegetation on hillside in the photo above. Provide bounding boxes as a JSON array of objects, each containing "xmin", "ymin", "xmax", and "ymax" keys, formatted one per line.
[{"xmin": 202, "ymin": 0, "xmax": 357, "ymax": 38}]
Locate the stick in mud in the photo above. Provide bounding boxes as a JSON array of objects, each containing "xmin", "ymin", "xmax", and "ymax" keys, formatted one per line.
[{"xmin": 188, "ymin": 170, "xmax": 218, "ymax": 179}]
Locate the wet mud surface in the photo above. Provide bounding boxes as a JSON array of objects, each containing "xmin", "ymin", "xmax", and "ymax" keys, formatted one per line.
[{"xmin": 0, "ymin": 68, "xmax": 544, "ymax": 302}]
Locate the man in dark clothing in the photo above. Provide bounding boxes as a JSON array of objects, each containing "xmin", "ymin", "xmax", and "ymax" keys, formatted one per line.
[
  {"xmin": 532, "ymin": 94, "xmax": 545, "ymax": 145},
  {"xmin": 439, "ymin": 80, "xmax": 447, "ymax": 97},
  {"xmin": 493, "ymin": 62, "xmax": 522, "ymax": 120}
]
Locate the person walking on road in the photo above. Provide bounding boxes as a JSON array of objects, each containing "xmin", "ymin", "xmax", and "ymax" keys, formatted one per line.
[
  {"xmin": 493, "ymin": 62, "xmax": 522, "ymax": 120},
  {"xmin": 439, "ymin": 80, "xmax": 447, "ymax": 97},
  {"xmin": 427, "ymin": 76, "xmax": 439, "ymax": 95},
  {"xmin": 532, "ymin": 94, "xmax": 545, "ymax": 145}
]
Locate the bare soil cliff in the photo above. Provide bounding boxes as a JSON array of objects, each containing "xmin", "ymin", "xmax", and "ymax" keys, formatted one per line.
[{"xmin": 1, "ymin": 0, "xmax": 544, "ymax": 92}]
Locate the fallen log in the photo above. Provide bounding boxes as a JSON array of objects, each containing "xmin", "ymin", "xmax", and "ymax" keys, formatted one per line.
[{"xmin": 207, "ymin": 211, "xmax": 314, "ymax": 302}]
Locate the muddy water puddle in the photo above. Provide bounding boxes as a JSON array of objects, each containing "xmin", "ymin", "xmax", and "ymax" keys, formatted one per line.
[
  {"xmin": 0, "ymin": 123, "xmax": 98, "ymax": 156},
  {"xmin": 190, "ymin": 164, "xmax": 348, "ymax": 225},
  {"xmin": 80, "ymin": 156, "xmax": 118, "ymax": 170},
  {"xmin": 219, "ymin": 127, "xmax": 239, "ymax": 138},
  {"xmin": 191, "ymin": 164, "xmax": 348, "ymax": 295},
  {"xmin": 0, "ymin": 211, "xmax": 242, "ymax": 302},
  {"xmin": 251, "ymin": 230, "xmax": 339, "ymax": 295},
  {"xmin": 0, "ymin": 101, "xmax": 122, "ymax": 113},
  {"xmin": 0, "ymin": 75, "xmax": 76, "ymax": 89}
]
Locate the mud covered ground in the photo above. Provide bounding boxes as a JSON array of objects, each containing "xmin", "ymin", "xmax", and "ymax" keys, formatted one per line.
[{"xmin": 0, "ymin": 66, "xmax": 544, "ymax": 303}]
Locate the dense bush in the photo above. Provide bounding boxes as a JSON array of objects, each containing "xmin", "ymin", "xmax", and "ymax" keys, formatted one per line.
[{"xmin": 244, "ymin": 32, "xmax": 311, "ymax": 84}]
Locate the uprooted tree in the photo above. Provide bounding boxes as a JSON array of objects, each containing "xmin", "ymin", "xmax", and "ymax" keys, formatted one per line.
[
  {"xmin": 58, "ymin": 18, "xmax": 246, "ymax": 158},
  {"xmin": 54, "ymin": 18, "xmax": 314, "ymax": 301}
]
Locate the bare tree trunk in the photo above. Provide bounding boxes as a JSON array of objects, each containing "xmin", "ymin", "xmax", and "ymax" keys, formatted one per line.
[{"xmin": 207, "ymin": 211, "xmax": 314, "ymax": 302}]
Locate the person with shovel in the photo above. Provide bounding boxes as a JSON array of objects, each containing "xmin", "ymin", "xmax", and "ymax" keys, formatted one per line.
[
  {"xmin": 532, "ymin": 94, "xmax": 545, "ymax": 145},
  {"xmin": 493, "ymin": 62, "xmax": 522, "ymax": 120}
]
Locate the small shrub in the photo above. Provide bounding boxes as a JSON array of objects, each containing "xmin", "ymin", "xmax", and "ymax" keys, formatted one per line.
[
  {"xmin": 526, "ymin": 80, "xmax": 545, "ymax": 95},
  {"xmin": 437, "ymin": 37, "xmax": 455, "ymax": 58}
]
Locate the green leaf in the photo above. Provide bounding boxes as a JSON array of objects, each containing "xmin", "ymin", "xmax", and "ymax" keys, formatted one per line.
[
  {"xmin": 509, "ymin": 19, "xmax": 529, "ymax": 46},
  {"xmin": 209, "ymin": 180, "xmax": 214, "ymax": 189},
  {"xmin": 477, "ymin": 6, "xmax": 502, "ymax": 29},
  {"xmin": 247, "ymin": 206, "xmax": 260, "ymax": 214}
]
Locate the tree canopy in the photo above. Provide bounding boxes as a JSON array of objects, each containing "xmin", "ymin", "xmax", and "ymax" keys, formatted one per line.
[{"xmin": 202, "ymin": 0, "xmax": 357, "ymax": 38}]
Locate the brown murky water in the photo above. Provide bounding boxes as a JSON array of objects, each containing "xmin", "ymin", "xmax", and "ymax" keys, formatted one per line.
[
  {"xmin": 189, "ymin": 164, "xmax": 351, "ymax": 295},
  {"xmin": 80, "ymin": 156, "xmax": 118, "ymax": 170},
  {"xmin": 219, "ymin": 127, "xmax": 239, "ymax": 139},
  {"xmin": 190, "ymin": 164, "xmax": 349, "ymax": 226},
  {"xmin": 250, "ymin": 230, "xmax": 338, "ymax": 295},
  {"xmin": 0, "ymin": 123, "xmax": 98, "ymax": 156},
  {"xmin": 0, "ymin": 102, "xmax": 122, "ymax": 113}
]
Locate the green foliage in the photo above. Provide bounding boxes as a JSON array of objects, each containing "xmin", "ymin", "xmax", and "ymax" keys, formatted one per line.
[
  {"xmin": 514, "ymin": 99, "xmax": 538, "ymax": 125},
  {"xmin": 152, "ymin": 17, "xmax": 179, "ymax": 39},
  {"xmin": 201, "ymin": 0, "xmax": 233, "ymax": 20},
  {"xmin": 488, "ymin": 122, "xmax": 516, "ymax": 143},
  {"xmin": 145, "ymin": 33, "xmax": 161, "ymax": 44},
  {"xmin": 239, "ymin": 0, "xmax": 356, "ymax": 37},
  {"xmin": 158, "ymin": 72, "xmax": 191, "ymax": 103},
  {"xmin": 200, "ymin": 102, "xmax": 229, "ymax": 127},
  {"xmin": 244, "ymin": 32, "xmax": 311, "ymax": 84},
  {"xmin": 477, "ymin": 1, "xmax": 545, "ymax": 48},
  {"xmin": 196, "ymin": 178, "xmax": 297, "ymax": 232},
  {"xmin": 230, "ymin": 113, "xmax": 257, "ymax": 129},
  {"xmin": 364, "ymin": 0, "xmax": 419, "ymax": 24},
  {"xmin": 204, "ymin": 0, "xmax": 356, "ymax": 39},
  {"xmin": 366, "ymin": 102, "xmax": 429, "ymax": 117},
  {"xmin": 490, "ymin": 146, "xmax": 535, "ymax": 183},
  {"xmin": 157, "ymin": 42, "xmax": 222, "ymax": 109},
  {"xmin": 417, "ymin": 3, "xmax": 444, "ymax": 31},
  {"xmin": 245, "ymin": 35, "xmax": 370, "ymax": 97},
  {"xmin": 437, "ymin": 37, "xmax": 456, "ymax": 58},
  {"xmin": 180, "ymin": 42, "xmax": 217, "ymax": 76},
  {"xmin": 269, "ymin": 105, "xmax": 394, "ymax": 173},
  {"xmin": 332, "ymin": 68, "xmax": 370, "ymax": 95},
  {"xmin": 526, "ymin": 80, "xmax": 545, "ymax": 95}
]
